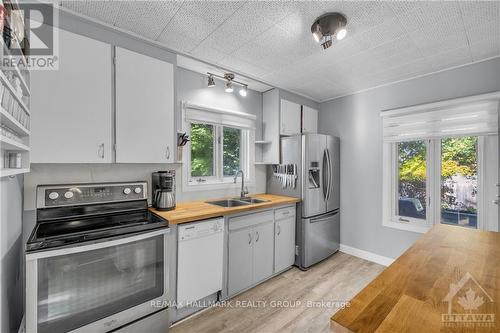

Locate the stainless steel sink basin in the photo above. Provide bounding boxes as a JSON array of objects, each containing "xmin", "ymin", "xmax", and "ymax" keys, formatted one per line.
[
  {"xmin": 237, "ymin": 197, "xmax": 270, "ymax": 204},
  {"xmin": 206, "ymin": 197, "xmax": 270, "ymax": 207},
  {"xmin": 206, "ymin": 199, "xmax": 250, "ymax": 207}
]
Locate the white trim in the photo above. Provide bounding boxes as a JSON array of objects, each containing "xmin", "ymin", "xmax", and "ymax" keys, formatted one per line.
[
  {"xmin": 183, "ymin": 102, "xmax": 257, "ymax": 121},
  {"xmin": 339, "ymin": 244, "xmax": 395, "ymax": 267},
  {"xmin": 380, "ymin": 91, "xmax": 500, "ymax": 117},
  {"xmin": 382, "ymin": 220, "xmax": 431, "ymax": 234}
]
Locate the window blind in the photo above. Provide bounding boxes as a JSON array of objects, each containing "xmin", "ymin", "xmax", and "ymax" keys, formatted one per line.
[
  {"xmin": 381, "ymin": 92, "xmax": 499, "ymax": 142},
  {"xmin": 184, "ymin": 102, "xmax": 256, "ymax": 130}
]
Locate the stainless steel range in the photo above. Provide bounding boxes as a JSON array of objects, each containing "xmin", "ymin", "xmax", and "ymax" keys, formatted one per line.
[{"xmin": 26, "ymin": 182, "xmax": 170, "ymax": 333}]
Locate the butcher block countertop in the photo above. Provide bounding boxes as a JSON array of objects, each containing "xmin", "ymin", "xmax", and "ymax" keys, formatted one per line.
[
  {"xmin": 331, "ymin": 224, "xmax": 500, "ymax": 333},
  {"xmin": 150, "ymin": 194, "xmax": 299, "ymax": 224}
]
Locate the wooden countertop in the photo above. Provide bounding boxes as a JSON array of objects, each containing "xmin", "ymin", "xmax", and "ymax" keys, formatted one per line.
[
  {"xmin": 150, "ymin": 193, "xmax": 299, "ymax": 224},
  {"xmin": 331, "ymin": 224, "xmax": 500, "ymax": 333}
]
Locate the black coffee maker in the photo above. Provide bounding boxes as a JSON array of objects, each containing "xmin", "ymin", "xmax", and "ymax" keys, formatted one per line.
[{"xmin": 152, "ymin": 171, "xmax": 176, "ymax": 211}]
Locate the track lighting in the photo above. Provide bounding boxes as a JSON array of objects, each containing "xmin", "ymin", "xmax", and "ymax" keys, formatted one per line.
[
  {"xmin": 225, "ymin": 81, "xmax": 233, "ymax": 93},
  {"xmin": 239, "ymin": 85, "xmax": 247, "ymax": 97},
  {"xmin": 207, "ymin": 74, "xmax": 215, "ymax": 87},
  {"xmin": 207, "ymin": 72, "xmax": 248, "ymax": 97},
  {"xmin": 311, "ymin": 12, "xmax": 348, "ymax": 50}
]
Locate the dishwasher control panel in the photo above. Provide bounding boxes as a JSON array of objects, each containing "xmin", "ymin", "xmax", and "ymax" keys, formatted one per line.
[{"xmin": 178, "ymin": 218, "xmax": 224, "ymax": 241}]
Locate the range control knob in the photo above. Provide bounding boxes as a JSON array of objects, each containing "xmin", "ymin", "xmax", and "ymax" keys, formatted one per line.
[
  {"xmin": 48, "ymin": 192, "xmax": 59, "ymax": 200},
  {"xmin": 123, "ymin": 188, "xmax": 132, "ymax": 195},
  {"xmin": 64, "ymin": 191, "xmax": 74, "ymax": 199},
  {"xmin": 134, "ymin": 187, "xmax": 142, "ymax": 194}
]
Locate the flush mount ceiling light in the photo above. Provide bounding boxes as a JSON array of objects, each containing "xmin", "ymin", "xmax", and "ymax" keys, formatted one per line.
[
  {"xmin": 311, "ymin": 12, "xmax": 347, "ymax": 50},
  {"xmin": 207, "ymin": 72, "xmax": 248, "ymax": 96}
]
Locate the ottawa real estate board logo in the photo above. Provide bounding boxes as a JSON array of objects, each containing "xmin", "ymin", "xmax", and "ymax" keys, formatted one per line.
[
  {"xmin": 442, "ymin": 272, "xmax": 495, "ymax": 328},
  {"xmin": 1, "ymin": 1, "xmax": 59, "ymax": 70}
]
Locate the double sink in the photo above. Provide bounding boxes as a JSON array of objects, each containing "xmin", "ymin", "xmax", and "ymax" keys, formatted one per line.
[{"xmin": 207, "ymin": 197, "xmax": 270, "ymax": 207}]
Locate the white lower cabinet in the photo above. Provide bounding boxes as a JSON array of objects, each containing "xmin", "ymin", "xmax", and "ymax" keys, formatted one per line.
[
  {"xmin": 252, "ymin": 222, "xmax": 275, "ymax": 282},
  {"xmin": 274, "ymin": 207, "xmax": 296, "ymax": 273},
  {"xmin": 227, "ymin": 205, "xmax": 296, "ymax": 296},
  {"xmin": 227, "ymin": 211, "xmax": 275, "ymax": 296},
  {"xmin": 228, "ymin": 227, "xmax": 254, "ymax": 296}
]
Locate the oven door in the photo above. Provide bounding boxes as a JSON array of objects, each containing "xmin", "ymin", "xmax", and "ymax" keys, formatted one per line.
[{"xmin": 26, "ymin": 228, "xmax": 169, "ymax": 333}]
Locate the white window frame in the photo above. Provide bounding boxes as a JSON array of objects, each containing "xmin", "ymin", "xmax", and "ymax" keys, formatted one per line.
[
  {"xmin": 383, "ymin": 136, "xmax": 492, "ymax": 233},
  {"xmin": 186, "ymin": 122, "xmax": 251, "ymax": 189}
]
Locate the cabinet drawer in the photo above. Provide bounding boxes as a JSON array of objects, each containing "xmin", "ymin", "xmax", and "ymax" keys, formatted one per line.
[
  {"xmin": 275, "ymin": 206, "xmax": 296, "ymax": 220},
  {"xmin": 229, "ymin": 210, "xmax": 274, "ymax": 231}
]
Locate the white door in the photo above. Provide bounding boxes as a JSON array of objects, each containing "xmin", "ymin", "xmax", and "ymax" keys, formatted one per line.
[
  {"xmin": 302, "ymin": 106, "xmax": 318, "ymax": 133},
  {"xmin": 115, "ymin": 47, "xmax": 174, "ymax": 163},
  {"xmin": 31, "ymin": 28, "xmax": 112, "ymax": 163},
  {"xmin": 280, "ymin": 99, "xmax": 301, "ymax": 135},
  {"xmin": 274, "ymin": 217, "xmax": 296, "ymax": 272},
  {"xmin": 252, "ymin": 222, "xmax": 274, "ymax": 283}
]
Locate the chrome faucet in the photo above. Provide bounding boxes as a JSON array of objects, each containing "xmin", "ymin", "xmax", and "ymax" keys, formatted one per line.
[{"xmin": 234, "ymin": 170, "xmax": 248, "ymax": 198}]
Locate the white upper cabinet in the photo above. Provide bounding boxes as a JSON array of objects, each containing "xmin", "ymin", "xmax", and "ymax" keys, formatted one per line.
[
  {"xmin": 31, "ymin": 28, "xmax": 112, "ymax": 163},
  {"xmin": 302, "ymin": 105, "xmax": 318, "ymax": 133},
  {"xmin": 115, "ymin": 47, "xmax": 175, "ymax": 163},
  {"xmin": 279, "ymin": 99, "xmax": 301, "ymax": 136}
]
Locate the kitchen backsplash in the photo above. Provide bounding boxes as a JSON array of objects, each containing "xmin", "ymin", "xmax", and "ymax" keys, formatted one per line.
[{"xmin": 23, "ymin": 163, "xmax": 267, "ymax": 211}]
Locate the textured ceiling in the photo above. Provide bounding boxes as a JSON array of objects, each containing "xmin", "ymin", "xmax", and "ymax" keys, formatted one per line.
[{"xmin": 60, "ymin": 1, "xmax": 500, "ymax": 102}]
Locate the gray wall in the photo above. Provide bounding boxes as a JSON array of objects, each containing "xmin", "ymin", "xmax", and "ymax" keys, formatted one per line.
[
  {"xmin": 1, "ymin": 176, "xmax": 24, "ymax": 333},
  {"xmin": 319, "ymin": 57, "xmax": 500, "ymax": 259}
]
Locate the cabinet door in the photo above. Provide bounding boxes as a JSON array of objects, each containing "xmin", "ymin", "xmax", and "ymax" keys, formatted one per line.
[
  {"xmin": 228, "ymin": 228, "xmax": 254, "ymax": 296},
  {"xmin": 115, "ymin": 47, "xmax": 174, "ymax": 163},
  {"xmin": 274, "ymin": 217, "xmax": 296, "ymax": 272},
  {"xmin": 31, "ymin": 29, "xmax": 112, "ymax": 163},
  {"xmin": 280, "ymin": 99, "xmax": 301, "ymax": 135},
  {"xmin": 252, "ymin": 221, "xmax": 274, "ymax": 283},
  {"xmin": 302, "ymin": 106, "xmax": 318, "ymax": 133}
]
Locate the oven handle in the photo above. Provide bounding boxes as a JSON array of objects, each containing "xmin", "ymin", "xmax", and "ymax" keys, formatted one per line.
[{"xmin": 26, "ymin": 228, "xmax": 170, "ymax": 261}]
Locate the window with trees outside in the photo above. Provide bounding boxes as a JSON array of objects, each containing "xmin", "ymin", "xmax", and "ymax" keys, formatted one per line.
[
  {"xmin": 189, "ymin": 122, "xmax": 246, "ymax": 184},
  {"xmin": 390, "ymin": 136, "xmax": 480, "ymax": 231}
]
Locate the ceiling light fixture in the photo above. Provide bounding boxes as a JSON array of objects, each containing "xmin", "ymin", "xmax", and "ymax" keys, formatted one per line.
[
  {"xmin": 239, "ymin": 85, "xmax": 247, "ymax": 97},
  {"xmin": 224, "ymin": 73, "xmax": 235, "ymax": 93},
  {"xmin": 207, "ymin": 72, "xmax": 248, "ymax": 96},
  {"xmin": 207, "ymin": 74, "xmax": 215, "ymax": 87},
  {"xmin": 311, "ymin": 12, "xmax": 348, "ymax": 50}
]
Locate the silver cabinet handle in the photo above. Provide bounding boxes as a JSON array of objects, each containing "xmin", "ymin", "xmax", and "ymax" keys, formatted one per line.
[
  {"xmin": 255, "ymin": 231, "xmax": 259, "ymax": 242},
  {"xmin": 277, "ymin": 224, "xmax": 281, "ymax": 235},
  {"xmin": 98, "ymin": 143, "xmax": 104, "ymax": 159},
  {"xmin": 166, "ymin": 146, "xmax": 170, "ymax": 160},
  {"xmin": 248, "ymin": 233, "xmax": 252, "ymax": 244}
]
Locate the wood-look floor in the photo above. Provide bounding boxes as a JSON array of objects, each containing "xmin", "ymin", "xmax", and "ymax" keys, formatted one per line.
[{"xmin": 171, "ymin": 252, "xmax": 384, "ymax": 333}]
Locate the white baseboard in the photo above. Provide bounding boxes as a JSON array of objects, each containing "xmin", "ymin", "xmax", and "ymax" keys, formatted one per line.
[{"xmin": 339, "ymin": 244, "xmax": 395, "ymax": 267}]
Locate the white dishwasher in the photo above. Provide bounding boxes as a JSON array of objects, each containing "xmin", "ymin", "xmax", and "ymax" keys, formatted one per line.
[{"xmin": 177, "ymin": 218, "xmax": 224, "ymax": 308}]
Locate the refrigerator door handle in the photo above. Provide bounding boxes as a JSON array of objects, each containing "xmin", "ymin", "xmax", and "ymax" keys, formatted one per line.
[
  {"xmin": 325, "ymin": 149, "xmax": 332, "ymax": 201},
  {"xmin": 322, "ymin": 149, "xmax": 328, "ymax": 200},
  {"xmin": 310, "ymin": 210, "xmax": 339, "ymax": 223}
]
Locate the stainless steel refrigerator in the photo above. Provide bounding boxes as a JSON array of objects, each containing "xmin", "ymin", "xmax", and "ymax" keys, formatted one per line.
[{"xmin": 267, "ymin": 134, "xmax": 340, "ymax": 269}]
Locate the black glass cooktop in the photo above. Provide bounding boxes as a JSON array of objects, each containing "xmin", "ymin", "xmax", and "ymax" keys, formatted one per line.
[{"xmin": 27, "ymin": 208, "xmax": 168, "ymax": 252}]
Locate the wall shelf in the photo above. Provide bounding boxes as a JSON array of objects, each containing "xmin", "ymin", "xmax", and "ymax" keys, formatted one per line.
[
  {"xmin": 0, "ymin": 167, "xmax": 29, "ymax": 177},
  {"xmin": 0, "ymin": 70, "xmax": 30, "ymax": 114},
  {"xmin": 255, "ymin": 140, "xmax": 272, "ymax": 144},
  {"xmin": 0, "ymin": 135, "xmax": 29, "ymax": 151},
  {"xmin": 0, "ymin": 107, "xmax": 30, "ymax": 136}
]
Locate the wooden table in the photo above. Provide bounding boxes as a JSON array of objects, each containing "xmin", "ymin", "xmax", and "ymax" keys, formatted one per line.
[{"xmin": 330, "ymin": 224, "xmax": 500, "ymax": 333}]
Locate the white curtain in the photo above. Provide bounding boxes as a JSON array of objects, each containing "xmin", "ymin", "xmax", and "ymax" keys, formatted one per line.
[{"xmin": 381, "ymin": 92, "xmax": 499, "ymax": 142}]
